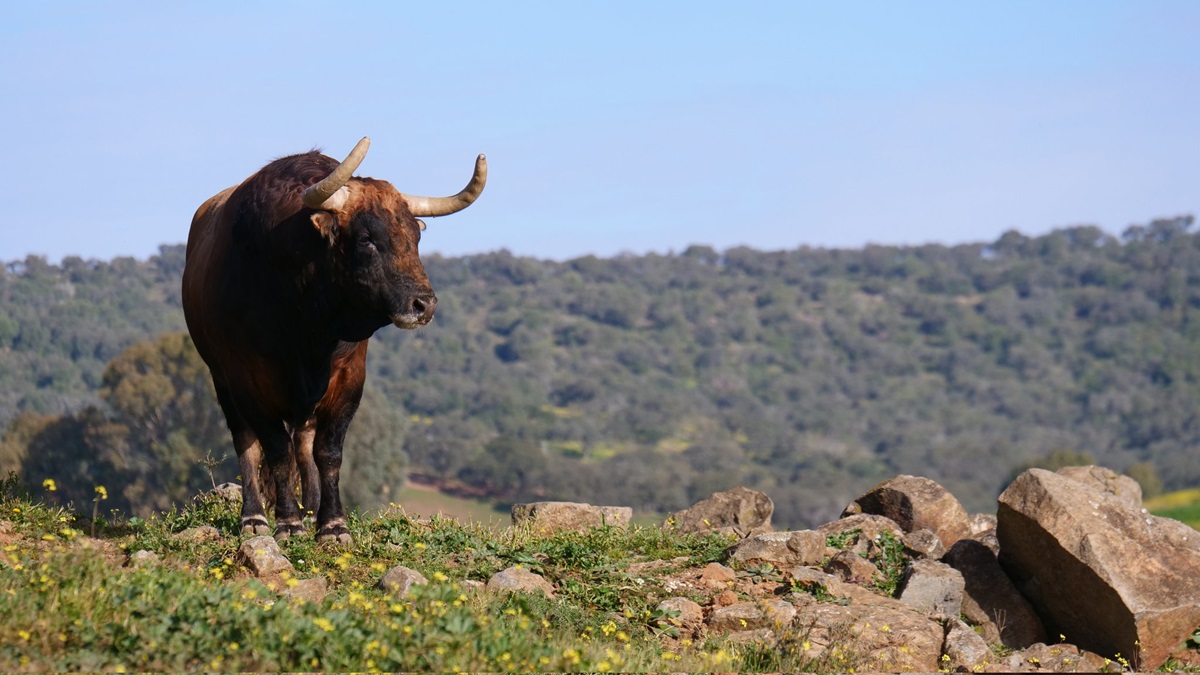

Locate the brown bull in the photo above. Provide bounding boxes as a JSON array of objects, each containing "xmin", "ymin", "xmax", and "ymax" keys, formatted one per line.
[{"xmin": 182, "ymin": 137, "xmax": 485, "ymax": 544}]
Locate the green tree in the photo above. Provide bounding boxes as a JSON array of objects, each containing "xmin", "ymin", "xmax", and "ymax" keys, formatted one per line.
[{"xmin": 340, "ymin": 384, "xmax": 409, "ymax": 513}]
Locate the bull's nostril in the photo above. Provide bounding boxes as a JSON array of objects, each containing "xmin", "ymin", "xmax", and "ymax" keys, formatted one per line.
[{"xmin": 412, "ymin": 294, "xmax": 437, "ymax": 317}]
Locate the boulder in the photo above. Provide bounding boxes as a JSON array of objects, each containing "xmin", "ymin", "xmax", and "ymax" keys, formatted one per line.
[
  {"xmin": 487, "ymin": 565, "xmax": 556, "ymax": 598},
  {"xmin": 127, "ymin": 550, "xmax": 160, "ymax": 566},
  {"xmin": 843, "ymin": 474, "xmax": 972, "ymax": 548},
  {"xmin": 284, "ymin": 576, "xmax": 328, "ymax": 604},
  {"xmin": 1055, "ymin": 465, "xmax": 1142, "ymax": 507},
  {"xmin": 236, "ymin": 536, "xmax": 293, "ymax": 577},
  {"xmin": 970, "ymin": 512, "xmax": 998, "ymax": 535},
  {"xmin": 817, "ymin": 514, "xmax": 904, "ymax": 556},
  {"xmin": 510, "ymin": 502, "xmax": 632, "ymax": 533},
  {"xmin": 942, "ymin": 538, "xmax": 1044, "ymax": 647},
  {"xmin": 896, "ymin": 559, "xmax": 963, "ymax": 619},
  {"xmin": 665, "ymin": 486, "xmax": 773, "ymax": 536},
  {"xmin": 823, "ymin": 550, "xmax": 879, "ymax": 586},
  {"xmin": 726, "ymin": 530, "xmax": 825, "ymax": 568},
  {"xmin": 998, "ymin": 468, "xmax": 1200, "ymax": 670},
  {"xmin": 1000, "ymin": 642, "xmax": 1112, "ymax": 673},
  {"xmin": 793, "ymin": 599, "xmax": 945, "ymax": 672},
  {"xmin": 377, "ymin": 565, "xmax": 428, "ymax": 597},
  {"xmin": 698, "ymin": 562, "xmax": 737, "ymax": 589},
  {"xmin": 203, "ymin": 482, "xmax": 242, "ymax": 504},
  {"xmin": 714, "ymin": 589, "xmax": 739, "ymax": 606},
  {"xmin": 943, "ymin": 618, "xmax": 993, "ymax": 672},
  {"xmin": 172, "ymin": 525, "xmax": 221, "ymax": 543},
  {"xmin": 706, "ymin": 598, "xmax": 796, "ymax": 633},
  {"xmin": 900, "ymin": 528, "xmax": 945, "ymax": 559}
]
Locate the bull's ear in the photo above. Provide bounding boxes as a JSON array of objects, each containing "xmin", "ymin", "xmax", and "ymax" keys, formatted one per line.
[{"xmin": 310, "ymin": 212, "xmax": 337, "ymax": 237}]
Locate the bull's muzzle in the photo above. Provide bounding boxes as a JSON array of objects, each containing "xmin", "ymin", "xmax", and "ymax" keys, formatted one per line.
[{"xmin": 391, "ymin": 293, "xmax": 437, "ymax": 329}]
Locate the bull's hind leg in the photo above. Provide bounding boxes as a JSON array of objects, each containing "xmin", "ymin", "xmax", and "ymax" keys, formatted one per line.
[
  {"xmin": 293, "ymin": 420, "xmax": 321, "ymax": 523},
  {"xmin": 257, "ymin": 423, "xmax": 306, "ymax": 541},
  {"xmin": 312, "ymin": 415, "xmax": 355, "ymax": 546}
]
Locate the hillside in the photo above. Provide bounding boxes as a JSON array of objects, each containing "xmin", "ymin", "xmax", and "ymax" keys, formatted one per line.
[{"xmin": 1, "ymin": 215, "xmax": 1198, "ymax": 526}]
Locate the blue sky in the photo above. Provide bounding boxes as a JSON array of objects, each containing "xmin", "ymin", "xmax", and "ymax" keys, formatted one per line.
[{"xmin": 2, "ymin": 2, "xmax": 1197, "ymax": 262}]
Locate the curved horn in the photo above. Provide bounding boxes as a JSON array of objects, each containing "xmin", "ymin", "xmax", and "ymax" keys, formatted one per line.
[
  {"xmin": 401, "ymin": 154, "xmax": 487, "ymax": 217},
  {"xmin": 302, "ymin": 137, "xmax": 371, "ymax": 209}
]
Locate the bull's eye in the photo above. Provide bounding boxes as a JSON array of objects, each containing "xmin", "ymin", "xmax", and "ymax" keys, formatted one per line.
[{"xmin": 358, "ymin": 234, "xmax": 377, "ymax": 253}]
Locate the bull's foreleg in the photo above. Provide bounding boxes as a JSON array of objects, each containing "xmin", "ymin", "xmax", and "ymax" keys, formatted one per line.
[{"xmin": 312, "ymin": 417, "xmax": 354, "ymax": 546}]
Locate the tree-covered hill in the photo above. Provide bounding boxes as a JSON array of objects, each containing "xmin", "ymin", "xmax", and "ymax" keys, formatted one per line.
[{"xmin": 1, "ymin": 216, "xmax": 1197, "ymax": 526}]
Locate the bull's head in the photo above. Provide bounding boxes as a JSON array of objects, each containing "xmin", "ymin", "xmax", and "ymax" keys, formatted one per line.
[{"xmin": 300, "ymin": 138, "xmax": 486, "ymax": 341}]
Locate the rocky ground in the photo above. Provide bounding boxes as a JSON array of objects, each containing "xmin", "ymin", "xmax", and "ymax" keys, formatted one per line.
[{"xmin": 509, "ymin": 468, "xmax": 1200, "ymax": 672}]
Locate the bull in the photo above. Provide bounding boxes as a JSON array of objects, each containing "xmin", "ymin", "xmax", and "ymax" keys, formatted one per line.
[{"xmin": 182, "ymin": 137, "xmax": 485, "ymax": 544}]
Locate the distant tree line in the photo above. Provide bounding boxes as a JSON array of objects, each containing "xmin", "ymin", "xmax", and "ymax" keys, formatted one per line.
[{"xmin": 0, "ymin": 216, "xmax": 1194, "ymax": 525}]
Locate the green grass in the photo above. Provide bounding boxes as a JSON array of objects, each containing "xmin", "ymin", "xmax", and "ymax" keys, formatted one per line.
[
  {"xmin": 0, "ymin": 473, "xmax": 767, "ymax": 672},
  {"xmin": 1147, "ymin": 489, "xmax": 1200, "ymax": 529}
]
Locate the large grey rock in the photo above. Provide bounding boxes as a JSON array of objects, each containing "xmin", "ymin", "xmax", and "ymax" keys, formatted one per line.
[
  {"xmin": 236, "ymin": 535, "xmax": 293, "ymax": 577},
  {"xmin": 942, "ymin": 538, "xmax": 1045, "ymax": 647},
  {"xmin": 665, "ymin": 486, "xmax": 773, "ymax": 536},
  {"xmin": 487, "ymin": 566, "xmax": 556, "ymax": 597},
  {"xmin": 843, "ymin": 474, "xmax": 972, "ymax": 548},
  {"xmin": 1055, "ymin": 465, "xmax": 1142, "ymax": 508},
  {"xmin": 998, "ymin": 468, "xmax": 1200, "ymax": 670},
  {"xmin": 376, "ymin": 565, "xmax": 428, "ymax": 597},
  {"xmin": 895, "ymin": 559, "xmax": 963, "ymax": 619},
  {"xmin": 511, "ymin": 502, "xmax": 632, "ymax": 533},
  {"xmin": 726, "ymin": 530, "xmax": 825, "ymax": 568}
]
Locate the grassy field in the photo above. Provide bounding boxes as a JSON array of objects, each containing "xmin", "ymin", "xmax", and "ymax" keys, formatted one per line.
[
  {"xmin": 2, "ymin": 474, "xmax": 830, "ymax": 672},
  {"xmin": 388, "ymin": 482, "xmax": 509, "ymax": 526}
]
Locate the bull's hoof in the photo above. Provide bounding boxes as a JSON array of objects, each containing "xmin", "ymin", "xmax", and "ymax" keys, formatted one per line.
[
  {"xmin": 316, "ymin": 528, "xmax": 353, "ymax": 547},
  {"xmin": 241, "ymin": 519, "xmax": 271, "ymax": 536},
  {"xmin": 274, "ymin": 521, "xmax": 306, "ymax": 541}
]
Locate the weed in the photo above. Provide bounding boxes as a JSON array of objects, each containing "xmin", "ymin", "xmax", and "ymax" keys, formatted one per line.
[
  {"xmin": 866, "ymin": 530, "xmax": 908, "ymax": 595},
  {"xmin": 825, "ymin": 527, "xmax": 862, "ymax": 550}
]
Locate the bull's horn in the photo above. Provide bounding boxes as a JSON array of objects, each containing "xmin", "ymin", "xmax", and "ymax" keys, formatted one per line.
[
  {"xmin": 302, "ymin": 137, "xmax": 371, "ymax": 209},
  {"xmin": 401, "ymin": 154, "xmax": 487, "ymax": 217}
]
